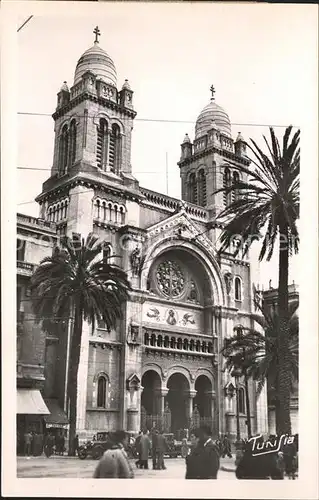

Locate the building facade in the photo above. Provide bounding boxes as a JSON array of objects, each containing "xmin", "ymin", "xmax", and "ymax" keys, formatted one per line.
[{"xmin": 17, "ymin": 29, "xmax": 269, "ymax": 441}]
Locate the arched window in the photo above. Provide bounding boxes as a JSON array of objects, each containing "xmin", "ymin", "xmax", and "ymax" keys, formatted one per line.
[
  {"xmin": 208, "ymin": 342, "xmax": 213, "ymax": 353},
  {"xmin": 234, "ymin": 326, "xmax": 244, "ymax": 338},
  {"xmin": 68, "ymin": 119, "xmax": 77, "ymax": 166},
  {"xmin": 189, "ymin": 340, "xmax": 194, "ymax": 351},
  {"xmin": 157, "ymin": 335, "xmax": 163, "ymax": 347},
  {"xmin": 150, "ymin": 334, "xmax": 156, "ymax": 346},
  {"xmin": 197, "ymin": 169, "xmax": 207, "ymax": 207},
  {"xmin": 223, "ymin": 168, "xmax": 231, "ymax": 206},
  {"xmin": 96, "ymin": 118, "xmax": 108, "ymax": 170},
  {"xmin": 109, "ymin": 124, "xmax": 121, "ymax": 174},
  {"xmin": 177, "ymin": 338, "xmax": 183, "ymax": 350},
  {"xmin": 97, "ymin": 375, "xmax": 108, "ymax": 408},
  {"xmin": 170, "ymin": 337, "xmax": 176, "ymax": 349},
  {"xmin": 195, "ymin": 340, "xmax": 201, "ymax": 352},
  {"xmin": 144, "ymin": 331, "xmax": 150, "ymax": 345},
  {"xmin": 59, "ymin": 124, "xmax": 69, "ymax": 175},
  {"xmin": 164, "ymin": 336, "xmax": 170, "ymax": 348},
  {"xmin": 103, "ymin": 244, "xmax": 112, "ymax": 262},
  {"xmin": 201, "ymin": 341, "xmax": 207, "ymax": 353},
  {"xmin": 183, "ymin": 339, "xmax": 189, "ymax": 350},
  {"xmin": 238, "ymin": 387, "xmax": 245, "ymax": 413},
  {"xmin": 102, "ymin": 201, "xmax": 107, "ymax": 221},
  {"xmin": 234, "ymin": 277, "xmax": 242, "ymax": 301},
  {"xmin": 188, "ymin": 173, "xmax": 197, "ymax": 204},
  {"xmin": 232, "ymin": 171, "xmax": 240, "ymax": 202}
]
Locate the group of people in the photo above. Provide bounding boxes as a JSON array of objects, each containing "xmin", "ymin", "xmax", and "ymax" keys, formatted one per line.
[
  {"xmin": 93, "ymin": 425, "xmax": 220, "ymax": 479},
  {"xmin": 234, "ymin": 433, "xmax": 299, "ymax": 480},
  {"xmin": 20, "ymin": 430, "xmax": 66, "ymax": 457},
  {"xmin": 134, "ymin": 429, "xmax": 167, "ymax": 470}
]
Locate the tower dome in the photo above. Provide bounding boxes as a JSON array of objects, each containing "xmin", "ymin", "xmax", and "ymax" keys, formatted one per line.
[
  {"xmin": 74, "ymin": 27, "xmax": 117, "ymax": 87},
  {"xmin": 195, "ymin": 86, "xmax": 231, "ymax": 139}
]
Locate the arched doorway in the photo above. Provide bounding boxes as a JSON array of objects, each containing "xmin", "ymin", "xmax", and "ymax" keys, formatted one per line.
[
  {"xmin": 166, "ymin": 373, "xmax": 190, "ymax": 434},
  {"xmin": 193, "ymin": 375, "xmax": 213, "ymax": 430},
  {"xmin": 141, "ymin": 370, "xmax": 162, "ymax": 429}
]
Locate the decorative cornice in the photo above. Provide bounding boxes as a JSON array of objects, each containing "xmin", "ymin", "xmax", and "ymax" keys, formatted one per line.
[
  {"xmin": 52, "ymin": 92, "xmax": 137, "ymax": 121},
  {"xmin": 178, "ymin": 145, "xmax": 250, "ymax": 168}
]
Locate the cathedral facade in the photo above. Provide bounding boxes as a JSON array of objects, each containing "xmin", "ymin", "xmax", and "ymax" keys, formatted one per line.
[{"xmin": 28, "ymin": 29, "xmax": 268, "ymax": 440}]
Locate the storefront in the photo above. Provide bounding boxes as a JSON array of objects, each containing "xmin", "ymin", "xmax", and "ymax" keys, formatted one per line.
[
  {"xmin": 43, "ymin": 399, "xmax": 69, "ymax": 449},
  {"xmin": 17, "ymin": 389, "xmax": 50, "ymax": 455}
]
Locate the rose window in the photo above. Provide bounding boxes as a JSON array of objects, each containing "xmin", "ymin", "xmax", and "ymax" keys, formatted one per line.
[{"xmin": 156, "ymin": 260, "xmax": 185, "ymax": 298}]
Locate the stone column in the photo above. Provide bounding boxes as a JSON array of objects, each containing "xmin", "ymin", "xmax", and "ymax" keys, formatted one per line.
[
  {"xmin": 187, "ymin": 390, "xmax": 197, "ymax": 424},
  {"xmin": 205, "ymin": 390, "xmax": 217, "ymax": 437},
  {"xmin": 159, "ymin": 388, "xmax": 169, "ymax": 416}
]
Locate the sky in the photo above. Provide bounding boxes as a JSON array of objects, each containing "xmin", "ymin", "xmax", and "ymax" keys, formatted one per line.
[{"xmin": 14, "ymin": 2, "xmax": 317, "ymax": 289}]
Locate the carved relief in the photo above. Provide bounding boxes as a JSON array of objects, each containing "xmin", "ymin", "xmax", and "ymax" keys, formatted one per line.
[
  {"xmin": 224, "ymin": 272, "xmax": 233, "ymax": 295},
  {"xmin": 146, "ymin": 307, "xmax": 161, "ymax": 321}
]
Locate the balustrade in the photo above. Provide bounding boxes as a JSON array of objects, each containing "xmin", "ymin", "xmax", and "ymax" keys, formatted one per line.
[{"xmin": 143, "ymin": 329, "xmax": 214, "ymax": 355}]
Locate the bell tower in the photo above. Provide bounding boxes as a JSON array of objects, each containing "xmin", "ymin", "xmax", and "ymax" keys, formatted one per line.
[
  {"xmin": 36, "ymin": 27, "xmax": 138, "ymax": 231},
  {"xmin": 177, "ymin": 86, "xmax": 250, "ymax": 215}
]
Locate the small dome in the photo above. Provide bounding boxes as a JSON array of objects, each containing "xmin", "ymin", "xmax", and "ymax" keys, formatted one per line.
[
  {"xmin": 122, "ymin": 79, "xmax": 131, "ymax": 90},
  {"xmin": 60, "ymin": 81, "xmax": 69, "ymax": 92},
  {"xmin": 235, "ymin": 132, "xmax": 245, "ymax": 142},
  {"xmin": 74, "ymin": 43, "xmax": 117, "ymax": 87},
  {"xmin": 195, "ymin": 99, "xmax": 231, "ymax": 139},
  {"xmin": 182, "ymin": 133, "xmax": 191, "ymax": 143}
]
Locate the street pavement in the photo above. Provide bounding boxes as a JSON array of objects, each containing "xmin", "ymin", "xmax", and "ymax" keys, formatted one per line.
[{"xmin": 17, "ymin": 455, "xmax": 236, "ymax": 479}]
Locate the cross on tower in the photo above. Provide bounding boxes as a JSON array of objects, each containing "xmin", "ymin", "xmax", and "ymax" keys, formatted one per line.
[
  {"xmin": 93, "ymin": 26, "xmax": 101, "ymax": 44},
  {"xmin": 210, "ymin": 85, "xmax": 216, "ymax": 100}
]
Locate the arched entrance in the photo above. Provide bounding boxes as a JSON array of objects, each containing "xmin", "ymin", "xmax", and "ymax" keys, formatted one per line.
[
  {"xmin": 141, "ymin": 370, "xmax": 162, "ymax": 430},
  {"xmin": 166, "ymin": 373, "xmax": 190, "ymax": 434},
  {"xmin": 193, "ymin": 375, "xmax": 213, "ymax": 431}
]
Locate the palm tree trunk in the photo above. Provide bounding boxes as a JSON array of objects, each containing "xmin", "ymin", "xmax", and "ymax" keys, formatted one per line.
[
  {"xmin": 244, "ymin": 374, "xmax": 252, "ymax": 438},
  {"xmin": 277, "ymin": 223, "xmax": 292, "ymax": 435},
  {"xmin": 67, "ymin": 303, "xmax": 83, "ymax": 456}
]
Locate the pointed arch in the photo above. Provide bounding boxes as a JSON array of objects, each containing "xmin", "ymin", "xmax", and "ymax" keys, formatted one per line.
[
  {"xmin": 96, "ymin": 118, "xmax": 108, "ymax": 170},
  {"xmin": 68, "ymin": 119, "xmax": 77, "ymax": 166}
]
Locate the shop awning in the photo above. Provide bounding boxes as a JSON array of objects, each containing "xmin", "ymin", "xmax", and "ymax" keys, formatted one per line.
[
  {"xmin": 43, "ymin": 399, "xmax": 69, "ymax": 428},
  {"xmin": 17, "ymin": 389, "xmax": 50, "ymax": 415}
]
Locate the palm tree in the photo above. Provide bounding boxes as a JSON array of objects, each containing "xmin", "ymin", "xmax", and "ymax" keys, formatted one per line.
[
  {"xmin": 249, "ymin": 292, "xmax": 299, "ymax": 432},
  {"xmin": 222, "ymin": 328, "xmax": 263, "ymax": 438},
  {"xmin": 30, "ymin": 233, "xmax": 131, "ymax": 455},
  {"xmin": 215, "ymin": 126, "xmax": 300, "ymax": 434}
]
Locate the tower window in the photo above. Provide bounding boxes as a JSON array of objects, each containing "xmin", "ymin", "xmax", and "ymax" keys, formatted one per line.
[
  {"xmin": 96, "ymin": 118, "xmax": 108, "ymax": 170},
  {"xmin": 223, "ymin": 168, "xmax": 231, "ymax": 206},
  {"xmin": 59, "ymin": 124, "xmax": 69, "ymax": 175},
  {"xmin": 232, "ymin": 171, "xmax": 240, "ymax": 202},
  {"xmin": 68, "ymin": 120, "xmax": 77, "ymax": 166},
  {"xmin": 238, "ymin": 387, "xmax": 245, "ymax": 414},
  {"xmin": 188, "ymin": 173, "xmax": 197, "ymax": 204},
  {"xmin": 97, "ymin": 375, "xmax": 108, "ymax": 408},
  {"xmin": 234, "ymin": 277, "xmax": 242, "ymax": 301},
  {"xmin": 197, "ymin": 169, "xmax": 207, "ymax": 207},
  {"xmin": 109, "ymin": 124, "xmax": 121, "ymax": 174}
]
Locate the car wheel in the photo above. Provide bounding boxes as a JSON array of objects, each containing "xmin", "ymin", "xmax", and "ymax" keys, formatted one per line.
[{"xmin": 77, "ymin": 447, "xmax": 87, "ymax": 460}]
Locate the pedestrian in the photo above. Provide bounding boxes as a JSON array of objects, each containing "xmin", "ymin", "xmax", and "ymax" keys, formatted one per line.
[
  {"xmin": 197, "ymin": 425, "xmax": 220, "ymax": 479},
  {"xmin": 186, "ymin": 426, "xmax": 220, "ymax": 479},
  {"xmin": 23, "ymin": 430, "xmax": 32, "ymax": 456},
  {"xmin": 155, "ymin": 430, "xmax": 167, "ymax": 470},
  {"xmin": 181, "ymin": 437, "xmax": 189, "ymax": 458},
  {"xmin": 44, "ymin": 432, "xmax": 55, "ymax": 458},
  {"xmin": 283, "ymin": 437, "xmax": 298, "ymax": 479},
  {"xmin": 73, "ymin": 434, "xmax": 79, "ymax": 455},
  {"xmin": 150, "ymin": 428, "xmax": 158, "ymax": 470},
  {"xmin": 139, "ymin": 429, "xmax": 151, "ymax": 470},
  {"xmin": 135, "ymin": 431, "xmax": 142, "ymax": 468},
  {"xmin": 93, "ymin": 430, "xmax": 134, "ymax": 478},
  {"xmin": 221, "ymin": 434, "xmax": 232, "ymax": 458}
]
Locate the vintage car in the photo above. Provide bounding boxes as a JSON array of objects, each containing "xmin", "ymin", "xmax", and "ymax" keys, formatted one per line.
[
  {"xmin": 77, "ymin": 431, "xmax": 112, "ymax": 460},
  {"xmin": 77, "ymin": 431, "xmax": 138, "ymax": 460}
]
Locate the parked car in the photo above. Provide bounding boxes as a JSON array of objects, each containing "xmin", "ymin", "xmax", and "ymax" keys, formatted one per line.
[{"xmin": 78, "ymin": 432, "xmax": 112, "ymax": 460}]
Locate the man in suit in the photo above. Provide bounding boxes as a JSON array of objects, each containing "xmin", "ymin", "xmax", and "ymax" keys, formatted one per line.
[
  {"xmin": 155, "ymin": 430, "xmax": 167, "ymax": 470},
  {"xmin": 196, "ymin": 425, "xmax": 220, "ymax": 479}
]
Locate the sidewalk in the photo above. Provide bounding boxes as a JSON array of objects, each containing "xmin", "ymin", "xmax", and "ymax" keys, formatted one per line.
[{"xmin": 220, "ymin": 457, "xmax": 236, "ymax": 473}]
